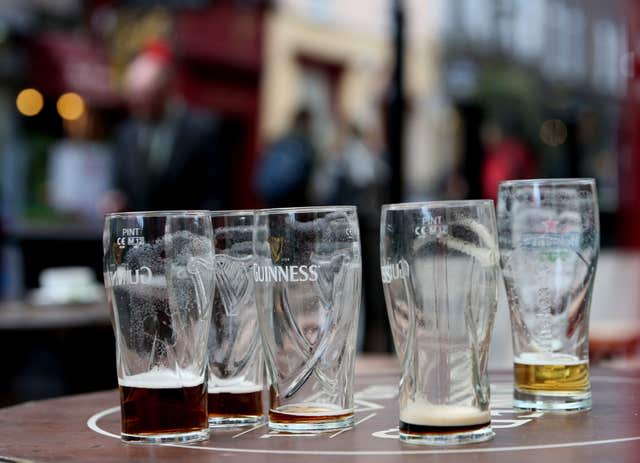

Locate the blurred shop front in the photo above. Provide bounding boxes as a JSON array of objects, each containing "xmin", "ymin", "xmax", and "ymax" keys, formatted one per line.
[
  {"xmin": 439, "ymin": 0, "xmax": 628, "ymax": 245},
  {"xmin": 259, "ymin": 0, "xmax": 448, "ymax": 351},
  {"xmin": 1, "ymin": 0, "xmax": 268, "ymax": 298},
  {"xmin": 0, "ymin": 0, "xmax": 269, "ymax": 406},
  {"xmin": 0, "ymin": 0, "xmax": 639, "ymax": 407}
]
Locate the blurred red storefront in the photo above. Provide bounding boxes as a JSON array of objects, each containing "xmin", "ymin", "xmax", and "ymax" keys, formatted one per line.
[
  {"xmin": 175, "ymin": 1, "xmax": 267, "ymax": 208},
  {"xmin": 31, "ymin": 1, "xmax": 268, "ymax": 209}
]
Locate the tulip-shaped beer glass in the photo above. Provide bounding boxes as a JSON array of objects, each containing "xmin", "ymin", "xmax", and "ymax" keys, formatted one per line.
[
  {"xmin": 103, "ymin": 211, "xmax": 214, "ymax": 443},
  {"xmin": 498, "ymin": 179, "xmax": 599, "ymax": 411},
  {"xmin": 254, "ymin": 206, "xmax": 362, "ymax": 432},
  {"xmin": 381, "ymin": 201, "xmax": 499, "ymax": 445},
  {"xmin": 208, "ymin": 210, "xmax": 264, "ymax": 427}
]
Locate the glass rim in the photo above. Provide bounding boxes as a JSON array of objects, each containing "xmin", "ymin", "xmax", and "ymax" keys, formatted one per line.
[
  {"xmin": 105, "ymin": 210, "xmax": 210, "ymax": 219},
  {"xmin": 499, "ymin": 178, "xmax": 595, "ymax": 187},
  {"xmin": 210, "ymin": 209, "xmax": 255, "ymax": 217},
  {"xmin": 382, "ymin": 200, "xmax": 494, "ymax": 211},
  {"xmin": 255, "ymin": 205, "xmax": 357, "ymax": 215}
]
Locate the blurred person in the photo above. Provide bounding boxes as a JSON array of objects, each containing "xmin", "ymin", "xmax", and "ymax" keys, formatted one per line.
[
  {"xmin": 335, "ymin": 123, "xmax": 389, "ymax": 220},
  {"xmin": 309, "ymin": 121, "xmax": 346, "ymax": 207},
  {"xmin": 104, "ymin": 39, "xmax": 229, "ymax": 212},
  {"xmin": 313, "ymin": 120, "xmax": 389, "ymax": 209},
  {"xmin": 442, "ymin": 167, "xmax": 469, "ymax": 200},
  {"xmin": 481, "ymin": 118, "xmax": 537, "ymax": 201},
  {"xmin": 253, "ymin": 108, "xmax": 315, "ymax": 208},
  {"xmin": 47, "ymin": 107, "xmax": 113, "ymax": 223},
  {"xmin": 323, "ymin": 120, "xmax": 390, "ymax": 351},
  {"xmin": 345, "ymin": 122, "xmax": 390, "ymax": 352}
]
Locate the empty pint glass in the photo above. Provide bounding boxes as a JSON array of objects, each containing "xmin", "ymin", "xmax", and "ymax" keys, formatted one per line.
[
  {"xmin": 254, "ymin": 206, "xmax": 361, "ymax": 432},
  {"xmin": 208, "ymin": 210, "xmax": 264, "ymax": 427},
  {"xmin": 381, "ymin": 201, "xmax": 498, "ymax": 445},
  {"xmin": 103, "ymin": 211, "xmax": 214, "ymax": 443},
  {"xmin": 498, "ymin": 179, "xmax": 599, "ymax": 411}
]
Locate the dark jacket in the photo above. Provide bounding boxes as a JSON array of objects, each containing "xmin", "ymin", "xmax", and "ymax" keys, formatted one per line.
[{"xmin": 115, "ymin": 106, "xmax": 230, "ymax": 211}]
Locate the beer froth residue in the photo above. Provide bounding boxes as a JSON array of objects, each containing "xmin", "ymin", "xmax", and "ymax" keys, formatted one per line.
[
  {"xmin": 208, "ymin": 380, "xmax": 263, "ymax": 394},
  {"xmin": 119, "ymin": 368, "xmax": 203, "ymax": 389},
  {"xmin": 400, "ymin": 400, "xmax": 490, "ymax": 426},
  {"xmin": 516, "ymin": 352, "xmax": 587, "ymax": 366}
]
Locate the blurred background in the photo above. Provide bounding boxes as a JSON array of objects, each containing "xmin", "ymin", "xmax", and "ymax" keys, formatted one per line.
[{"xmin": 0, "ymin": 0, "xmax": 639, "ymax": 406}]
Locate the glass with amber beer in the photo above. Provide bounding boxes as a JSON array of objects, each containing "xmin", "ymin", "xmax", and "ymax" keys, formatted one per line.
[{"xmin": 498, "ymin": 179, "xmax": 599, "ymax": 411}]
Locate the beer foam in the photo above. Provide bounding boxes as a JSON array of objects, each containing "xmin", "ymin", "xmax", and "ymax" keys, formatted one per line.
[
  {"xmin": 516, "ymin": 352, "xmax": 588, "ymax": 366},
  {"xmin": 400, "ymin": 400, "xmax": 490, "ymax": 427},
  {"xmin": 208, "ymin": 380, "xmax": 263, "ymax": 394},
  {"xmin": 119, "ymin": 368, "xmax": 203, "ymax": 389}
]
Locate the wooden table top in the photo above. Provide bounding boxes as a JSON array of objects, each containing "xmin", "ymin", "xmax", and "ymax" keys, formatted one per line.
[{"xmin": 0, "ymin": 356, "xmax": 639, "ymax": 463}]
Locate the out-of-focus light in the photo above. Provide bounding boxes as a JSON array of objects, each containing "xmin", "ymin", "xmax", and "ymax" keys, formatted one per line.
[
  {"xmin": 539, "ymin": 119, "xmax": 567, "ymax": 147},
  {"xmin": 16, "ymin": 88, "xmax": 44, "ymax": 116},
  {"xmin": 57, "ymin": 92, "xmax": 85, "ymax": 121}
]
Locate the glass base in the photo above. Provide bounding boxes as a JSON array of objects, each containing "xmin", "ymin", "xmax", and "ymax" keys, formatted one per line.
[
  {"xmin": 268, "ymin": 411, "xmax": 354, "ymax": 433},
  {"xmin": 400, "ymin": 424, "xmax": 495, "ymax": 446},
  {"xmin": 121, "ymin": 428, "xmax": 209, "ymax": 444},
  {"xmin": 209, "ymin": 415, "xmax": 264, "ymax": 428},
  {"xmin": 513, "ymin": 389, "xmax": 592, "ymax": 411}
]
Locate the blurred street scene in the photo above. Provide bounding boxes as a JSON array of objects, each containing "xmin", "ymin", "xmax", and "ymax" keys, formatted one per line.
[{"xmin": 0, "ymin": 0, "xmax": 639, "ymax": 405}]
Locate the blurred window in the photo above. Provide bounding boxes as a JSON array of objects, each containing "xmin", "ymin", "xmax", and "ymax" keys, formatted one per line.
[
  {"xmin": 443, "ymin": 0, "xmax": 461, "ymax": 39},
  {"xmin": 462, "ymin": 0, "xmax": 494, "ymax": 45},
  {"xmin": 593, "ymin": 19, "xmax": 625, "ymax": 95},
  {"xmin": 568, "ymin": 6, "xmax": 586, "ymax": 80},
  {"xmin": 543, "ymin": 0, "xmax": 573, "ymax": 81},
  {"xmin": 421, "ymin": 0, "xmax": 448, "ymax": 42},
  {"xmin": 300, "ymin": 66, "xmax": 335, "ymax": 155},
  {"xmin": 513, "ymin": 0, "xmax": 545, "ymax": 61},
  {"xmin": 307, "ymin": 0, "xmax": 332, "ymax": 23},
  {"xmin": 497, "ymin": 0, "xmax": 515, "ymax": 52},
  {"xmin": 445, "ymin": 0, "xmax": 493, "ymax": 46}
]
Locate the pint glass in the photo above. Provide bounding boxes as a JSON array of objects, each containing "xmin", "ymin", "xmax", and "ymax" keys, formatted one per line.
[
  {"xmin": 381, "ymin": 201, "xmax": 498, "ymax": 445},
  {"xmin": 253, "ymin": 206, "xmax": 361, "ymax": 432},
  {"xmin": 208, "ymin": 210, "xmax": 264, "ymax": 427},
  {"xmin": 103, "ymin": 211, "xmax": 214, "ymax": 443},
  {"xmin": 498, "ymin": 179, "xmax": 599, "ymax": 411}
]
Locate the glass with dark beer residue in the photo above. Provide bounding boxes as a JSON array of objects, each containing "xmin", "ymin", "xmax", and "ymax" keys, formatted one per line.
[
  {"xmin": 207, "ymin": 210, "xmax": 264, "ymax": 428},
  {"xmin": 104, "ymin": 211, "xmax": 214, "ymax": 444},
  {"xmin": 253, "ymin": 206, "xmax": 362, "ymax": 433}
]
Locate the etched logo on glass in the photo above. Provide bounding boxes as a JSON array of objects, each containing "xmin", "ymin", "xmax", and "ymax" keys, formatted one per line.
[
  {"xmin": 253, "ymin": 264, "xmax": 319, "ymax": 283},
  {"xmin": 105, "ymin": 265, "xmax": 152, "ymax": 287},
  {"xmin": 215, "ymin": 255, "xmax": 253, "ymax": 317},
  {"xmin": 381, "ymin": 261, "xmax": 410, "ymax": 284}
]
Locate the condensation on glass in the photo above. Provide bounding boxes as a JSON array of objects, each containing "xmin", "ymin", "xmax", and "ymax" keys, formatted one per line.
[
  {"xmin": 207, "ymin": 210, "xmax": 264, "ymax": 428},
  {"xmin": 103, "ymin": 211, "xmax": 214, "ymax": 444}
]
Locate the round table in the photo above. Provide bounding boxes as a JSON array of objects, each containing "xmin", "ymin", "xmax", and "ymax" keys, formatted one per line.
[{"xmin": 0, "ymin": 361, "xmax": 639, "ymax": 463}]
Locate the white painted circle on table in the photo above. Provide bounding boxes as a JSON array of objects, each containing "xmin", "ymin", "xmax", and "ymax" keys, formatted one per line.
[{"xmin": 87, "ymin": 375, "xmax": 640, "ymax": 456}]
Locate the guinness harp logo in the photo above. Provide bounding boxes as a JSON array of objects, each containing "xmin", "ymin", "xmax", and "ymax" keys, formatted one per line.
[{"xmin": 268, "ymin": 236, "xmax": 284, "ymax": 263}]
